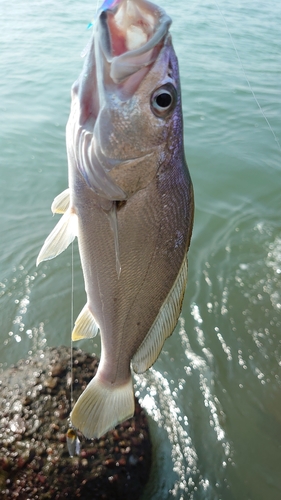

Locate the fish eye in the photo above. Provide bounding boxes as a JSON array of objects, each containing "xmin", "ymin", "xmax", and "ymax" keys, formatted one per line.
[{"xmin": 151, "ymin": 83, "xmax": 177, "ymax": 118}]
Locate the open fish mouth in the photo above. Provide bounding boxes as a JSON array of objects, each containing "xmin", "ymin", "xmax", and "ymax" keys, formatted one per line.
[
  {"xmin": 104, "ymin": 0, "xmax": 160, "ymax": 54},
  {"xmin": 98, "ymin": 0, "xmax": 172, "ymax": 83}
]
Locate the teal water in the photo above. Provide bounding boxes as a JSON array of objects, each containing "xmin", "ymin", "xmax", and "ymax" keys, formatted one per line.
[{"xmin": 1, "ymin": 0, "xmax": 281, "ymax": 499}]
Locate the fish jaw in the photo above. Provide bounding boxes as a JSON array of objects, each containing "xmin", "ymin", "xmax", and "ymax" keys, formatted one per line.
[{"xmin": 66, "ymin": 0, "xmax": 173, "ymax": 201}]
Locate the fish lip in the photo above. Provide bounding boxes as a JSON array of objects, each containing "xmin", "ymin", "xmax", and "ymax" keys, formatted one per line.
[{"xmin": 98, "ymin": 0, "xmax": 172, "ymax": 83}]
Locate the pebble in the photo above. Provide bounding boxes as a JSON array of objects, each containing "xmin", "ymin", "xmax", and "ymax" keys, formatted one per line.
[{"xmin": 0, "ymin": 346, "xmax": 152, "ymax": 500}]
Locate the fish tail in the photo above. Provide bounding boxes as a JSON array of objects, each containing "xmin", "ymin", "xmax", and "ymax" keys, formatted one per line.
[{"xmin": 70, "ymin": 374, "xmax": 135, "ymax": 439}]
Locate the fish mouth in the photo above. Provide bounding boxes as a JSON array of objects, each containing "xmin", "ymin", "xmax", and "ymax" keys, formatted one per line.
[{"xmin": 98, "ymin": 0, "xmax": 171, "ymax": 83}]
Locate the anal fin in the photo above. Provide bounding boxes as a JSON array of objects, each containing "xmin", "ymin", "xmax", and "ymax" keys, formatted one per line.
[
  {"xmin": 51, "ymin": 188, "xmax": 70, "ymax": 214},
  {"xmin": 72, "ymin": 304, "xmax": 99, "ymax": 341},
  {"xmin": 132, "ymin": 256, "xmax": 188, "ymax": 374}
]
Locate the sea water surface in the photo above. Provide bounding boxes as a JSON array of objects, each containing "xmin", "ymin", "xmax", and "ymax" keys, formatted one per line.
[{"xmin": 0, "ymin": 0, "xmax": 281, "ymax": 499}]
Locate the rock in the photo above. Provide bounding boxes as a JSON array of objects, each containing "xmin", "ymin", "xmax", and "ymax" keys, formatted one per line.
[{"xmin": 0, "ymin": 346, "xmax": 151, "ymax": 499}]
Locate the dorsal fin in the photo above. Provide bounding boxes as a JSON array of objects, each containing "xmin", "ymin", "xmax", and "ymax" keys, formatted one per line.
[{"xmin": 132, "ymin": 256, "xmax": 188, "ymax": 374}]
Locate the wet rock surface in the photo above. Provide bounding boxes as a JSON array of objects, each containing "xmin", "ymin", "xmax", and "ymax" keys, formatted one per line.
[{"xmin": 0, "ymin": 346, "xmax": 151, "ymax": 499}]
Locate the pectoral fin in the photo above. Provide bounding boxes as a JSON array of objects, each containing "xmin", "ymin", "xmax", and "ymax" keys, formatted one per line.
[
  {"xmin": 51, "ymin": 188, "xmax": 70, "ymax": 214},
  {"xmin": 36, "ymin": 210, "xmax": 78, "ymax": 266},
  {"xmin": 132, "ymin": 256, "xmax": 188, "ymax": 374},
  {"xmin": 72, "ymin": 304, "xmax": 99, "ymax": 341}
]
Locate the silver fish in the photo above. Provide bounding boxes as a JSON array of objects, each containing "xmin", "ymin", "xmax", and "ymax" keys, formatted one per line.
[{"xmin": 37, "ymin": 0, "xmax": 194, "ymax": 439}]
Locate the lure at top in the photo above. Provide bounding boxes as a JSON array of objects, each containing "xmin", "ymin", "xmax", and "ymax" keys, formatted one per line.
[
  {"xmin": 87, "ymin": 0, "xmax": 120, "ymax": 29},
  {"xmin": 99, "ymin": 0, "xmax": 120, "ymax": 12}
]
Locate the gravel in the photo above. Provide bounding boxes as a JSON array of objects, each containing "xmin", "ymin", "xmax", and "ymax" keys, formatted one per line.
[{"xmin": 0, "ymin": 346, "xmax": 151, "ymax": 499}]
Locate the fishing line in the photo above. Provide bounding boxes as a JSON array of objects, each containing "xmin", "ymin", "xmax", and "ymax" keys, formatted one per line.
[
  {"xmin": 214, "ymin": 0, "xmax": 281, "ymax": 153},
  {"xmin": 95, "ymin": 0, "xmax": 101, "ymax": 15},
  {"xmin": 70, "ymin": 240, "xmax": 74, "ymax": 411},
  {"xmin": 66, "ymin": 241, "xmax": 81, "ymax": 457}
]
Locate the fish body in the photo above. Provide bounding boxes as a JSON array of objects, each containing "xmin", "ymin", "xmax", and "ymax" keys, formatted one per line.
[{"xmin": 37, "ymin": 0, "xmax": 194, "ymax": 439}]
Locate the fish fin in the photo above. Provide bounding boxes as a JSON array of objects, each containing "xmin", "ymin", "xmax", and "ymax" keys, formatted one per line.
[
  {"xmin": 132, "ymin": 256, "xmax": 188, "ymax": 374},
  {"xmin": 72, "ymin": 304, "xmax": 99, "ymax": 341},
  {"xmin": 36, "ymin": 210, "xmax": 78, "ymax": 266},
  {"xmin": 70, "ymin": 375, "xmax": 135, "ymax": 439},
  {"xmin": 51, "ymin": 188, "xmax": 70, "ymax": 214}
]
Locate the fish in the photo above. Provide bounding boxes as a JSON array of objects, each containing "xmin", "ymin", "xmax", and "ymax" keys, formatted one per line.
[{"xmin": 37, "ymin": 0, "xmax": 194, "ymax": 439}]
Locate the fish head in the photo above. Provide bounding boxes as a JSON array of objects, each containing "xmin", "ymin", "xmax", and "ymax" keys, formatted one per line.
[{"xmin": 68, "ymin": 0, "xmax": 184, "ymax": 199}]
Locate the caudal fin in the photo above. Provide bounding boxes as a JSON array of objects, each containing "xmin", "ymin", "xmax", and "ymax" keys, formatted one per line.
[{"xmin": 70, "ymin": 375, "xmax": 135, "ymax": 439}]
